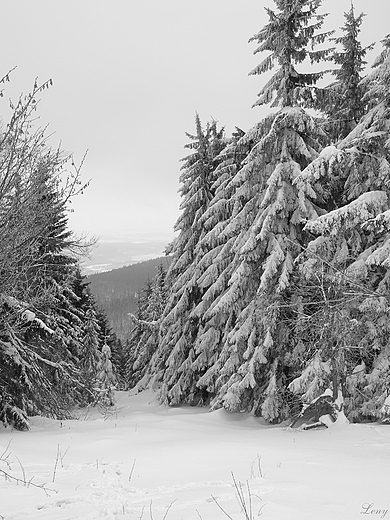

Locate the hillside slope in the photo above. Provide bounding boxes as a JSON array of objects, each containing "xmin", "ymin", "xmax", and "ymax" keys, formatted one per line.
[{"xmin": 88, "ymin": 256, "xmax": 171, "ymax": 339}]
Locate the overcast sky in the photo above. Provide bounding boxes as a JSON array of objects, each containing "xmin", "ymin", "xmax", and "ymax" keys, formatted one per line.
[{"xmin": 1, "ymin": 0, "xmax": 389, "ymax": 242}]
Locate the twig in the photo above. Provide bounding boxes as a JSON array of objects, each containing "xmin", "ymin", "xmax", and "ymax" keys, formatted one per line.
[
  {"xmin": 232, "ymin": 473, "xmax": 251, "ymax": 519},
  {"xmin": 258, "ymin": 503, "xmax": 267, "ymax": 516},
  {"xmin": 162, "ymin": 500, "xmax": 177, "ymax": 520},
  {"xmin": 52, "ymin": 444, "xmax": 60, "ymax": 482},
  {"xmin": 211, "ymin": 495, "xmax": 235, "ymax": 520},
  {"xmin": 250, "ymin": 454, "xmax": 263, "ymax": 479},
  {"xmin": 15, "ymin": 455, "xmax": 26, "ymax": 484},
  {"xmin": 212, "ymin": 473, "xmax": 264, "ymax": 520},
  {"xmin": 247, "ymin": 480, "xmax": 253, "ymax": 520},
  {"xmin": 1, "ymin": 441, "xmax": 56, "ymax": 496},
  {"xmin": 59, "ymin": 446, "xmax": 69, "ymax": 468},
  {"xmin": 128, "ymin": 458, "xmax": 137, "ymax": 481},
  {"xmin": 0, "ymin": 467, "xmax": 56, "ymax": 496},
  {"xmin": 0, "ymin": 439, "xmax": 12, "ymax": 469}
]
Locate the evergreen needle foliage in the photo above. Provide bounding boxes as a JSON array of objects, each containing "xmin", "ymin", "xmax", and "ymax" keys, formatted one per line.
[
  {"xmin": 0, "ymin": 77, "xmax": 120, "ymax": 428},
  {"xmin": 323, "ymin": 4, "xmax": 374, "ymax": 141},
  {"xmin": 123, "ymin": 1, "xmax": 390, "ymax": 425}
]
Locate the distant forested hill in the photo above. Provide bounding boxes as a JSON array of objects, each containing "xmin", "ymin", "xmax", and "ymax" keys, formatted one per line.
[{"xmin": 88, "ymin": 256, "xmax": 171, "ymax": 339}]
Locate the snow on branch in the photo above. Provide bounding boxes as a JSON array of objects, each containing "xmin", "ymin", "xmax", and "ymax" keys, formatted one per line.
[
  {"xmin": 295, "ymin": 145, "xmax": 343, "ymax": 197},
  {"xmin": 22, "ymin": 310, "xmax": 55, "ymax": 334},
  {"xmin": 362, "ymin": 209, "xmax": 390, "ymax": 234},
  {"xmin": 1, "ymin": 295, "xmax": 54, "ymax": 334},
  {"xmin": 365, "ymin": 238, "xmax": 390, "ymax": 269},
  {"xmin": 304, "ymin": 191, "xmax": 388, "ymax": 236},
  {"xmin": 128, "ymin": 313, "xmax": 160, "ymax": 331},
  {"xmin": 288, "ymin": 353, "xmax": 331, "ymax": 403}
]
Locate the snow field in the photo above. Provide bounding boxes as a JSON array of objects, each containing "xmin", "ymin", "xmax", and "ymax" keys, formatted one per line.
[{"xmin": 0, "ymin": 390, "xmax": 389, "ymax": 520}]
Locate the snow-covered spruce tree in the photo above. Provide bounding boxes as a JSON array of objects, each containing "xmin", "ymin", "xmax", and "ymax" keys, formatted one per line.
[
  {"xmin": 124, "ymin": 279, "xmax": 152, "ymax": 389},
  {"xmin": 0, "ymin": 80, "xmax": 58, "ymax": 301},
  {"xmin": 340, "ymin": 34, "xmax": 390, "ymax": 201},
  {"xmin": 184, "ymin": 128, "xmax": 257, "ymax": 404},
  {"xmin": 197, "ymin": 0, "xmax": 334, "ymax": 422},
  {"xmin": 95, "ymin": 307, "xmax": 125, "ymax": 389},
  {"xmin": 96, "ymin": 343, "xmax": 116, "ymax": 406},
  {"xmin": 331, "ymin": 35, "xmax": 390, "ymax": 420},
  {"xmin": 146, "ymin": 127, "xmax": 254, "ymax": 405},
  {"xmin": 56, "ymin": 268, "xmax": 119, "ymax": 406},
  {"xmin": 289, "ymin": 191, "xmax": 390, "ymax": 421},
  {"xmin": 109, "ymin": 337, "xmax": 126, "ymax": 389},
  {"xmin": 321, "ymin": 3, "xmax": 374, "ymax": 142},
  {"xmin": 248, "ymin": 0, "xmax": 333, "ymax": 109},
  {"xmin": 80, "ymin": 307, "xmax": 101, "ymax": 402},
  {"xmin": 125, "ymin": 131, "xmax": 246, "ymax": 402},
  {"xmin": 127, "ymin": 263, "xmax": 168, "ymax": 390},
  {"xmin": 0, "ymin": 78, "xmax": 101, "ymax": 427},
  {"xmin": 0, "ymin": 168, "xmax": 98, "ymax": 421},
  {"xmin": 0, "ymin": 84, "xmax": 72, "ymax": 425},
  {"xmin": 148, "ymin": 115, "xmax": 226, "ymax": 405},
  {"xmin": 288, "ymin": 35, "xmax": 390, "ymax": 421},
  {"xmin": 13, "ymin": 168, "xmax": 87, "ymax": 415},
  {"xmin": 47, "ymin": 266, "xmax": 96, "ymax": 406}
]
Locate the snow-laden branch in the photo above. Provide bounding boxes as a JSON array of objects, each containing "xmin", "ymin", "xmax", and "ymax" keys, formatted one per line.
[
  {"xmin": 362, "ymin": 208, "xmax": 390, "ymax": 233},
  {"xmin": 128, "ymin": 313, "xmax": 160, "ymax": 331},
  {"xmin": 1, "ymin": 295, "xmax": 54, "ymax": 334},
  {"xmin": 304, "ymin": 191, "xmax": 388, "ymax": 236}
]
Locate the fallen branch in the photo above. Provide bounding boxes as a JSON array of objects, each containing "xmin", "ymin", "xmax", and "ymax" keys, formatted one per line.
[
  {"xmin": 0, "ymin": 466, "xmax": 57, "ymax": 496},
  {"xmin": 0, "ymin": 442, "xmax": 57, "ymax": 496}
]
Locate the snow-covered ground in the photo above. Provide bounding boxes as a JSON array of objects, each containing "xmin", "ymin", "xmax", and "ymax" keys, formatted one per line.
[{"xmin": 1, "ymin": 390, "xmax": 389, "ymax": 520}]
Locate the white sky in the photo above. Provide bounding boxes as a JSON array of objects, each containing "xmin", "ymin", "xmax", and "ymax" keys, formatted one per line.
[{"xmin": 1, "ymin": 0, "xmax": 389, "ymax": 241}]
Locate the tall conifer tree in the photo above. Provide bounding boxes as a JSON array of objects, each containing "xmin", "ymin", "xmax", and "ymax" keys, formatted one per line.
[
  {"xmin": 128, "ymin": 265, "xmax": 167, "ymax": 389},
  {"xmin": 198, "ymin": 0, "xmax": 333, "ymax": 421},
  {"xmin": 324, "ymin": 4, "xmax": 374, "ymax": 141},
  {"xmin": 0, "ymin": 80, "xmax": 108, "ymax": 427},
  {"xmin": 289, "ymin": 34, "xmax": 390, "ymax": 421},
  {"xmin": 150, "ymin": 115, "xmax": 226, "ymax": 405}
]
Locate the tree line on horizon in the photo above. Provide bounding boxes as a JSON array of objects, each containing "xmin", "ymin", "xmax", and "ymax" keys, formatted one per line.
[{"xmin": 124, "ymin": 0, "xmax": 390, "ymax": 424}]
